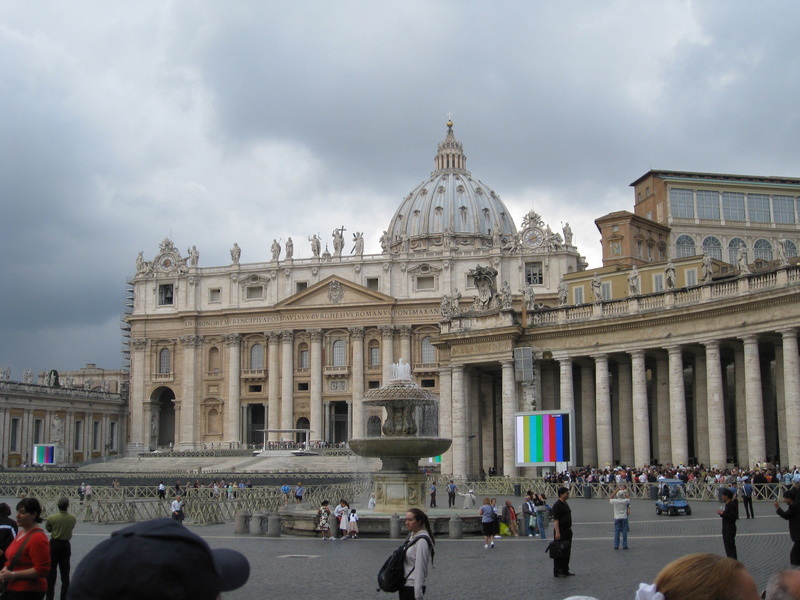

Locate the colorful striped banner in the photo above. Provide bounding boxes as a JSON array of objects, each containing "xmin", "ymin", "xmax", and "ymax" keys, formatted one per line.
[
  {"xmin": 33, "ymin": 445, "xmax": 56, "ymax": 465},
  {"xmin": 515, "ymin": 412, "xmax": 572, "ymax": 466}
]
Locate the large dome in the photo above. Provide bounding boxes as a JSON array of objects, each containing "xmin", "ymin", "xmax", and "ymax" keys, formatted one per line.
[{"xmin": 385, "ymin": 121, "xmax": 516, "ymax": 252}]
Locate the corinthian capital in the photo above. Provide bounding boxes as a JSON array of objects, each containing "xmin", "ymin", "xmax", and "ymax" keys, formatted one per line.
[
  {"xmin": 307, "ymin": 328, "xmax": 323, "ymax": 342},
  {"xmin": 379, "ymin": 325, "xmax": 395, "ymax": 339},
  {"xmin": 180, "ymin": 335, "xmax": 204, "ymax": 348},
  {"xmin": 348, "ymin": 326, "xmax": 365, "ymax": 340},
  {"xmin": 223, "ymin": 333, "xmax": 242, "ymax": 347},
  {"xmin": 132, "ymin": 338, "xmax": 148, "ymax": 350}
]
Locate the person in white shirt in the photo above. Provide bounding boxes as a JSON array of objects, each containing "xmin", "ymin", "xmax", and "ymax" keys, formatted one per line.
[{"xmin": 609, "ymin": 488, "xmax": 630, "ymax": 550}]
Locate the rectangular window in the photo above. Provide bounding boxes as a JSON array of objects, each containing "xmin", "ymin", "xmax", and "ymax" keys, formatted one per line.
[
  {"xmin": 368, "ymin": 380, "xmax": 380, "ymax": 389},
  {"xmin": 525, "ymin": 262, "xmax": 543, "ymax": 285},
  {"xmin": 92, "ymin": 421, "xmax": 100, "ymax": 451},
  {"xmin": 33, "ymin": 419, "xmax": 43, "ymax": 445},
  {"xmin": 295, "ymin": 282, "xmax": 308, "ymax": 293},
  {"xmin": 298, "ymin": 349, "xmax": 309, "ymax": 369},
  {"xmin": 74, "ymin": 421, "xmax": 83, "ymax": 451},
  {"xmin": 696, "ymin": 190, "xmax": 720, "ymax": 220},
  {"xmin": 685, "ymin": 269, "xmax": 697, "ymax": 287},
  {"xmin": 670, "ymin": 188, "xmax": 694, "ymax": 218},
  {"xmin": 654, "ymin": 274, "xmax": 664, "ymax": 293},
  {"xmin": 722, "ymin": 192, "xmax": 746, "ymax": 221},
  {"xmin": 246, "ymin": 285, "xmax": 263, "ymax": 300},
  {"xmin": 10, "ymin": 418, "xmax": 20, "ymax": 452},
  {"xmin": 366, "ymin": 278, "xmax": 379, "ymax": 291},
  {"xmin": 208, "ymin": 288, "xmax": 221, "ymax": 303},
  {"xmin": 109, "ymin": 422, "xmax": 117, "ymax": 451},
  {"xmin": 773, "ymin": 196, "xmax": 796, "ymax": 224},
  {"xmin": 158, "ymin": 284, "xmax": 174, "ymax": 306},
  {"xmin": 416, "ymin": 276, "xmax": 435, "ymax": 290},
  {"xmin": 601, "ymin": 282, "xmax": 612, "ymax": 301},
  {"xmin": 297, "ymin": 382, "xmax": 309, "ymax": 391},
  {"xmin": 368, "ymin": 346, "xmax": 380, "ymax": 366},
  {"xmin": 248, "ymin": 384, "xmax": 263, "ymax": 393},
  {"xmin": 636, "ymin": 241, "xmax": 643, "ymax": 259},
  {"xmin": 573, "ymin": 287, "xmax": 584, "ymax": 305},
  {"xmin": 748, "ymin": 194, "xmax": 771, "ymax": 222},
  {"xmin": 421, "ymin": 379, "xmax": 436, "ymax": 388}
]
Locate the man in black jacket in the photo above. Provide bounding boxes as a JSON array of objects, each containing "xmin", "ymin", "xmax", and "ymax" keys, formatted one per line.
[
  {"xmin": 0, "ymin": 502, "xmax": 18, "ymax": 562},
  {"xmin": 717, "ymin": 488, "xmax": 739, "ymax": 558},
  {"xmin": 775, "ymin": 489, "xmax": 800, "ymax": 566},
  {"xmin": 552, "ymin": 487, "xmax": 574, "ymax": 577}
]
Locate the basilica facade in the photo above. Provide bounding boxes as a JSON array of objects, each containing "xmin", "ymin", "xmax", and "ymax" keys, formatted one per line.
[{"xmin": 126, "ymin": 122, "xmax": 800, "ymax": 477}]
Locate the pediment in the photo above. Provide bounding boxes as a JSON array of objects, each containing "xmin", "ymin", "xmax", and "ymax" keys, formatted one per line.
[{"xmin": 275, "ymin": 276, "xmax": 395, "ymax": 308}]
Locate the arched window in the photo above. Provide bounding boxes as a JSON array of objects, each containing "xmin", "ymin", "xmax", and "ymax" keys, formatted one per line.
[
  {"xmin": 332, "ymin": 340, "xmax": 346, "ymax": 367},
  {"xmin": 786, "ymin": 240, "xmax": 798, "ymax": 258},
  {"xmin": 754, "ymin": 239, "xmax": 773, "ymax": 261},
  {"xmin": 208, "ymin": 347, "xmax": 221, "ymax": 374},
  {"xmin": 207, "ymin": 408, "xmax": 220, "ymax": 434},
  {"xmin": 249, "ymin": 343, "xmax": 264, "ymax": 370},
  {"xmin": 702, "ymin": 236, "xmax": 723, "ymax": 261},
  {"xmin": 421, "ymin": 337, "xmax": 436, "ymax": 363},
  {"xmin": 159, "ymin": 348, "xmax": 171, "ymax": 374},
  {"xmin": 368, "ymin": 340, "xmax": 380, "ymax": 366},
  {"xmin": 367, "ymin": 415, "xmax": 382, "ymax": 437},
  {"xmin": 297, "ymin": 343, "xmax": 309, "ymax": 369},
  {"xmin": 728, "ymin": 238, "xmax": 747, "ymax": 265},
  {"xmin": 675, "ymin": 235, "xmax": 696, "ymax": 258}
]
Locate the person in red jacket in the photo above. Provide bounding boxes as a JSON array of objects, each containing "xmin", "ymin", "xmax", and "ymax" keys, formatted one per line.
[{"xmin": 0, "ymin": 497, "xmax": 50, "ymax": 599}]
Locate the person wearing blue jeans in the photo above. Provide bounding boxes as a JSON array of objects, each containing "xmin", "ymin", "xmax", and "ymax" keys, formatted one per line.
[
  {"xmin": 534, "ymin": 494, "xmax": 547, "ymax": 540},
  {"xmin": 609, "ymin": 488, "xmax": 630, "ymax": 549}
]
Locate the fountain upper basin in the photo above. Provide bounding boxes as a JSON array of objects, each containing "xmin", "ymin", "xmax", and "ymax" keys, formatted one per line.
[{"xmin": 348, "ymin": 437, "xmax": 451, "ymax": 459}]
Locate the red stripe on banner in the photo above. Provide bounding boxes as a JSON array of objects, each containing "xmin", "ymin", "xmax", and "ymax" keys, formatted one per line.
[{"xmin": 549, "ymin": 415, "xmax": 557, "ymax": 460}]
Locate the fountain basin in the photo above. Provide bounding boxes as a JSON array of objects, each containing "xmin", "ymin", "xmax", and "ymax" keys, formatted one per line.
[{"xmin": 348, "ymin": 437, "xmax": 451, "ymax": 459}]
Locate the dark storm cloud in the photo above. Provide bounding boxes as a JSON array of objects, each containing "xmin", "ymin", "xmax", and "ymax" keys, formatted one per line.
[{"xmin": 2, "ymin": 0, "xmax": 800, "ymax": 378}]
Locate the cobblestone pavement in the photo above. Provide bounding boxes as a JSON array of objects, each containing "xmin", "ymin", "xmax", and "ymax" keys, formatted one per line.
[{"xmin": 5, "ymin": 496, "xmax": 794, "ymax": 600}]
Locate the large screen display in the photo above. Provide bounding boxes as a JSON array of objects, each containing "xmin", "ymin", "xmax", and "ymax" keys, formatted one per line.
[{"xmin": 515, "ymin": 410, "xmax": 573, "ymax": 467}]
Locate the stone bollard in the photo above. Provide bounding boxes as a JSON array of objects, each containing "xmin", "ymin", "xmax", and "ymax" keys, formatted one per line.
[
  {"xmin": 250, "ymin": 509, "xmax": 266, "ymax": 535},
  {"xmin": 389, "ymin": 513, "xmax": 401, "ymax": 539},
  {"xmin": 234, "ymin": 509, "xmax": 250, "ymax": 534},
  {"xmin": 448, "ymin": 515, "xmax": 463, "ymax": 539},
  {"xmin": 266, "ymin": 512, "xmax": 282, "ymax": 537}
]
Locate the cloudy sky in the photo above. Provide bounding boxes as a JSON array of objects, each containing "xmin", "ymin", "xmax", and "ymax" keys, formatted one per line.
[{"xmin": 2, "ymin": 1, "xmax": 800, "ymax": 379}]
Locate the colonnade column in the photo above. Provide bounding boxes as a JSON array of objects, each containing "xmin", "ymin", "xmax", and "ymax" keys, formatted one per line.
[
  {"xmin": 741, "ymin": 334, "xmax": 766, "ymax": 466},
  {"xmin": 223, "ymin": 334, "xmax": 240, "ymax": 446},
  {"xmin": 399, "ymin": 326, "xmax": 412, "ymax": 365},
  {"xmin": 693, "ymin": 351, "xmax": 709, "ymax": 467},
  {"xmin": 267, "ymin": 332, "xmax": 281, "ymax": 442},
  {"xmin": 704, "ymin": 340, "xmax": 727, "ymax": 469},
  {"xmin": 380, "ymin": 326, "xmax": 395, "ymax": 383},
  {"xmin": 557, "ymin": 357, "xmax": 574, "ymax": 412},
  {"xmin": 779, "ymin": 329, "xmax": 800, "ymax": 467},
  {"xmin": 439, "ymin": 367, "xmax": 453, "ymax": 475},
  {"xmin": 617, "ymin": 357, "xmax": 634, "ymax": 466},
  {"xmin": 594, "ymin": 354, "xmax": 612, "ymax": 467},
  {"xmin": 308, "ymin": 329, "xmax": 323, "ymax": 443},
  {"xmin": 630, "ymin": 350, "xmax": 650, "ymax": 468},
  {"xmin": 129, "ymin": 338, "xmax": 148, "ymax": 453},
  {"xmin": 180, "ymin": 334, "xmax": 203, "ymax": 449},
  {"xmin": 451, "ymin": 365, "xmax": 467, "ymax": 478},
  {"xmin": 349, "ymin": 327, "xmax": 365, "ymax": 439},
  {"xmin": 579, "ymin": 361, "xmax": 597, "ymax": 467},
  {"xmin": 655, "ymin": 354, "xmax": 671, "ymax": 463},
  {"xmin": 280, "ymin": 331, "xmax": 294, "ymax": 432},
  {"xmin": 667, "ymin": 346, "xmax": 688, "ymax": 466},
  {"xmin": 501, "ymin": 360, "xmax": 518, "ymax": 477}
]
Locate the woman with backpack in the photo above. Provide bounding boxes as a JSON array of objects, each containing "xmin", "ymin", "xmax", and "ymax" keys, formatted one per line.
[{"xmin": 401, "ymin": 508, "xmax": 434, "ymax": 599}]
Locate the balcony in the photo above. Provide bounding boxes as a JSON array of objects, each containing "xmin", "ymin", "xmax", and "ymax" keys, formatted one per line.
[
  {"xmin": 204, "ymin": 369, "xmax": 223, "ymax": 380},
  {"xmin": 413, "ymin": 362, "xmax": 440, "ymax": 374},
  {"xmin": 241, "ymin": 369, "xmax": 266, "ymax": 380},
  {"xmin": 152, "ymin": 372, "xmax": 173, "ymax": 383},
  {"xmin": 324, "ymin": 365, "xmax": 351, "ymax": 378}
]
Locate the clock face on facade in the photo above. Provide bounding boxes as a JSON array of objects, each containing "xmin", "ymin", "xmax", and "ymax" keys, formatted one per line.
[
  {"xmin": 159, "ymin": 254, "xmax": 176, "ymax": 271},
  {"xmin": 522, "ymin": 227, "xmax": 544, "ymax": 248}
]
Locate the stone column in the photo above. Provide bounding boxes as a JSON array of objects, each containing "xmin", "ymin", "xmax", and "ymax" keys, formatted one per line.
[
  {"xmin": 439, "ymin": 367, "xmax": 453, "ymax": 475},
  {"xmin": 349, "ymin": 327, "xmax": 365, "ymax": 439},
  {"xmin": 451, "ymin": 365, "xmax": 467, "ymax": 478},
  {"xmin": 617, "ymin": 356, "xmax": 634, "ymax": 466},
  {"xmin": 380, "ymin": 326, "xmax": 395, "ymax": 383},
  {"xmin": 741, "ymin": 334, "xmax": 766, "ymax": 466},
  {"xmin": 280, "ymin": 331, "xmax": 294, "ymax": 433},
  {"xmin": 558, "ymin": 356, "xmax": 574, "ymax": 412},
  {"xmin": 667, "ymin": 346, "xmax": 688, "ymax": 466},
  {"xmin": 399, "ymin": 326, "xmax": 412, "ymax": 365},
  {"xmin": 630, "ymin": 350, "xmax": 650, "ymax": 468},
  {"xmin": 267, "ymin": 332, "xmax": 281, "ymax": 442},
  {"xmin": 128, "ymin": 338, "xmax": 148, "ymax": 453},
  {"xmin": 594, "ymin": 354, "xmax": 613, "ymax": 467},
  {"xmin": 579, "ymin": 361, "xmax": 597, "ymax": 467},
  {"xmin": 501, "ymin": 359, "xmax": 518, "ymax": 477},
  {"xmin": 179, "ymin": 335, "xmax": 203, "ymax": 449},
  {"xmin": 704, "ymin": 340, "xmax": 727, "ymax": 469},
  {"xmin": 224, "ymin": 333, "xmax": 241, "ymax": 446},
  {"xmin": 308, "ymin": 329, "xmax": 323, "ymax": 443},
  {"xmin": 779, "ymin": 329, "xmax": 800, "ymax": 467},
  {"xmin": 734, "ymin": 345, "xmax": 748, "ymax": 465},
  {"xmin": 693, "ymin": 351, "xmax": 709, "ymax": 466},
  {"xmin": 655, "ymin": 354, "xmax": 671, "ymax": 464}
]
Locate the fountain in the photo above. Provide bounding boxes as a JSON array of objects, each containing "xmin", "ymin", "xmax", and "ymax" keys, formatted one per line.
[{"xmin": 348, "ymin": 359, "xmax": 452, "ymax": 511}]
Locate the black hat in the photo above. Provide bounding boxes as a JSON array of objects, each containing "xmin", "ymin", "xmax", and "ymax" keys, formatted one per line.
[{"xmin": 67, "ymin": 519, "xmax": 249, "ymax": 600}]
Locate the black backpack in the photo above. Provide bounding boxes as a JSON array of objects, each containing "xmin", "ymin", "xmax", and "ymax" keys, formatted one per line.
[{"xmin": 377, "ymin": 534, "xmax": 433, "ymax": 593}]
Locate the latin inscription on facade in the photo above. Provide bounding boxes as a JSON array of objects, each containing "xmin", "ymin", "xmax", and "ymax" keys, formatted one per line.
[
  {"xmin": 185, "ymin": 307, "xmax": 439, "ymax": 329},
  {"xmin": 450, "ymin": 340, "xmax": 512, "ymax": 357}
]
